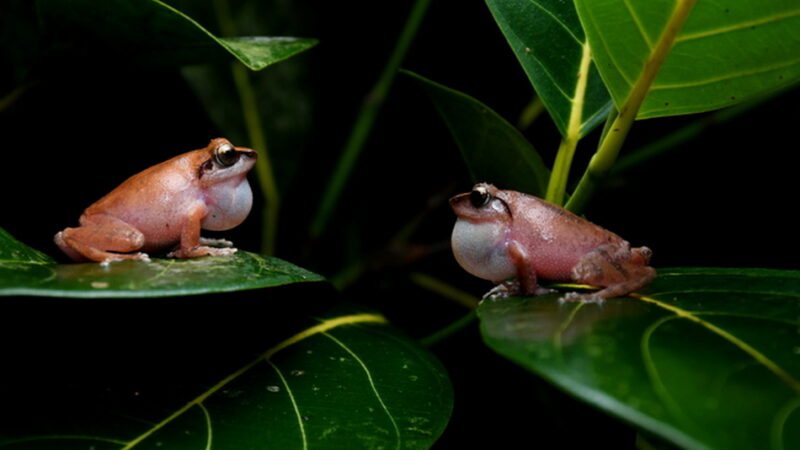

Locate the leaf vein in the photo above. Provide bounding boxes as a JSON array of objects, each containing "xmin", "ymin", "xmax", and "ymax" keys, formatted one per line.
[
  {"xmin": 323, "ymin": 332, "xmax": 402, "ymax": 449},
  {"xmin": 631, "ymin": 293, "xmax": 800, "ymax": 393},
  {"xmin": 641, "ymin": 315, "xmax": 694, "ymax": 426},
  {"xmin": 582, "ymin": 3, "xmax": 635, "ymax": 89},
  {"xmin": 677, "ymin": 8, "xmax": 800, "ymax": 42},
  {"xmin": 528, "ymin": 0, "xmax": 583, "ymax": 45},
  {"xmin": 269, "ymin": 360, "xmax": 307, "ymax": 450},
  {"xmin": 651, "ymin": 56, "xmax": 800, "ymax": 91},
  {"xmin": 119, "ymin": 313, "xmax": 387, "ymax": 449},
  {"xmin": 623, "ymin": 0, "xmax": 654, "ymax": 49}
]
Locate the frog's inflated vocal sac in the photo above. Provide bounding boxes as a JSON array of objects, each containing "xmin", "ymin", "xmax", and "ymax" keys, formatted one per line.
[
  {"xmin": 450, "ymin": 183, "xmax": 655, "ymax": 300},
  {"xmin": 55, "ymin": 138, "xmax": 257, "ymax": 262}
]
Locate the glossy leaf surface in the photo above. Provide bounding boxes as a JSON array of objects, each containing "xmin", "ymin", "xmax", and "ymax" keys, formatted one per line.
[
  {"xmin": 37, "ymin": 0, "xmax": 317, "ymax": 70},
  {"xmin": 0, "ymin": 227, "xmax": 322, "ymax": 297},
  {"xmin": 480, "ymin": 268, "xmax": 800, "ymax": 450},
  {"xmin": 406, "ymin": 70, "xmax": 549, "ymax": 196},
  {"xmin": 576, "ymin": 0, "xmax": 800, "ymax": 118},
  {"xmin": 0, "ymin": 312, "xmax": 453, "ymax": 449},
  {"xmin": 486, "ymin": 0, "xmax": 612, "ymax": 137}
]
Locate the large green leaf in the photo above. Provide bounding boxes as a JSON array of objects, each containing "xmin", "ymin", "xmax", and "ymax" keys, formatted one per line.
[
  {"xmin": 479, "ymin": 268, "xmax": 800, "ymax": 450},
  {"xmin": 0, "ymin": 312, "xmax": 453, "ymax": 449},
  {"xmin": 486, "ymin": 0, "xmax": 612, "ymax": 137},
  {"xmin": 36, "ymin": 0, "xmax": 317, "ymax": 70},
  {"xmin": 405, "ymin": 70, "xmax": 549, "ymax": 196},
  {"xmin": 0, "ymin": 227, "xmax": 322, "ymax": 297},
  {"xmin": 576, "ymin": 0, "xmax": 800, "ymax": 119}
]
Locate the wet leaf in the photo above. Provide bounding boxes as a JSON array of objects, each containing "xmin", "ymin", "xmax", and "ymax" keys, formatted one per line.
[
  {"xmin": 486, "ymin": 0, "xmax": 612, "ymax": 137},
  {"xmin": 575, "ymin": 0, "xmax": 800, "ymax": 118},
  {"xmin": 479, "ymin": 268, "xmax": 800, "ymax": 450},
  {"xmin": 0, "ymin": 227, "xmax": 322, "ymax": 298},
  {"xmin": 405, "ymin": 70, "xmax": 549, "ymax": 196},
  {"xmin": 0, "ymin": 311, "xmax": 453, "ymax": 449}
]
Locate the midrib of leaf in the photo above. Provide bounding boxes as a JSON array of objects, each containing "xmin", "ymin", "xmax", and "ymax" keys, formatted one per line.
[
  {"xmin": 566, "ymin": 0, "xmax": 698, "ymax": 213},
  {"xmin": 120, "ymin": 313, "xmax": 389, "ymax": 449},
  {"xmin": 630, "ymin": 293, "xmax": 800, "ymax": 394},
  {"xmin": 545, "ymin": 40, "xmax": 593, "ymax": 205}
]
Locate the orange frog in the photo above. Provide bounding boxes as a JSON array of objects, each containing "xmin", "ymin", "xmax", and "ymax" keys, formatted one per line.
[
  {"xmin": 450, "ymin": 183, "xmax": 655, "ymax": 301},
  {"xmin": 55, "ymin": 138, "xmax": 256, "ymax": 262}
]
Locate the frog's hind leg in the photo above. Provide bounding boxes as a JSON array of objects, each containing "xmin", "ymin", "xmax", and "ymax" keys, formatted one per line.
[
  {"xmin": 568, "ymin": 243, "xmax": 655, "ymax": 301},
  {"xmin": 56, "ymin": 215, "xmax": 149, "ymax": 262}
]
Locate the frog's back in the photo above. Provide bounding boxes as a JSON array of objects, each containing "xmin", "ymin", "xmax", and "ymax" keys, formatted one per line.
[{"xmin": 501, "ymin": 191, "xmax": 626, "ymax": 280}]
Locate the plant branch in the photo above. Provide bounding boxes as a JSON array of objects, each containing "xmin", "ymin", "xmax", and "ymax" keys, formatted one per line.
[
  {"xmin": 566, "ymin": 0, "xmax": 698, "ymax": 213},
  {"xmin": 309, "ymin": 0, "xmax": 432, "ymax": 238}
]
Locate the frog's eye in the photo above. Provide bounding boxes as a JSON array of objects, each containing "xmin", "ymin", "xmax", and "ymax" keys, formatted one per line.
[
  {"xmin": 214, "ymin": 143, "xmax": 239, "ymax": 167},
  {"xmin": 469, "ymin": 186, "xmax": 491, "ymax": 208}
]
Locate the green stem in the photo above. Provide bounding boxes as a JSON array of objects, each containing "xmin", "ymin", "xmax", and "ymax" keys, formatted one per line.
[
  {"xmin": 565, "ymin": 0, "xmax": 698, "ymax": 213},
  {"xmin": 309, "ymin": 0, "xmax": 432, "ymax": 238},
  {"xmin": 419, "ymin": 311, "xmax": 477, "ymax": 347},
  {"xmin": 516, "ymin": 96, "xmax": 545, "ymax": 130},
  {"xmin": 232, "ymin": 64, "xmax": 279, "ymax": 255},
  {"xmin": 214, "ymin": 0, "xmax": 279, "ymax": 254},
  {"xmin": 409, "ymin": 273, "xmax": 480, "ymax": 310},
  {"xmin": 545, "ymin": 41, "xmax": 592, "ymax": 206}
]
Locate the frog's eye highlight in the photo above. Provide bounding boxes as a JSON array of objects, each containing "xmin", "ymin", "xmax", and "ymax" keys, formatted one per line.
[
  {"xmin": 214, "ymin": 143, "xmax": 239, "ymax": 167},
  {"xmin": 469, "ymin": 186, "xmax": 491, "ymax": 208}
]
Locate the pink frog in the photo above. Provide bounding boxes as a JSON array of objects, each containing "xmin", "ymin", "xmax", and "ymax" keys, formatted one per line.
[{"xmin": 450, "ymin": 183, "xmax": 655, "ymax": 300}]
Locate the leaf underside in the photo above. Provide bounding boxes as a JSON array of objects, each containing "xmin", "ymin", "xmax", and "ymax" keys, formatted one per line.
[
  {"xmin": 576, "ymin": 0, "xmax": 800, "ymax": 119},
  {"xmin": 486, "ymin": 0, "xmax": 612, "ymax": 137},
  {"xmin": 480, "ymin": 267, "xmax": 800, "ymax": 450},
  {"xmin": 406, "ymin": 70, "xmax": 550, "ymax": 196}
]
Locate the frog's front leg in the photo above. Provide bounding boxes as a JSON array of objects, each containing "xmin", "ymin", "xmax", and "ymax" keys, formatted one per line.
[
  {"xmin": 168, "ymin": 203, "xmax": 237, "ymax": 258},
  {"xmin": 569, "ymin": 243, "xmax": 655, "ymax": 301},
  {"xmin": 507, "ymin": 240, "xmax": 540, "ymax": 295},
  {"xmin": 55, "ymin": 214, "xmax": 149, "ymax": 262}
]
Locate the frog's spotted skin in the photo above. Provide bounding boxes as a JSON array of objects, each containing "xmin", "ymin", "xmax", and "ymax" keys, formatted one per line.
[
  {"xmin": 55, "ymin": 138, "xmax": 256, "ymax": 262},
  {"xmin": 450, "ymin": 183, "xmax": 655, "ymax": 300}
]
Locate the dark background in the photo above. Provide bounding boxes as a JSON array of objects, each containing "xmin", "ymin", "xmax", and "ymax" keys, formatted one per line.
[{"xmin": 1, "ymin": 0, "xmax": 797, "ymax": 448}]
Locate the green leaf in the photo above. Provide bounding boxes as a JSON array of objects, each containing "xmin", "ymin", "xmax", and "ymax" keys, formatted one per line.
[
  {"xmin": 405, "ymin": 70, "xmax": 549, "ymax": 196},
  {"xmin": 0, "ymin": 228, "xmax": 322, "ymax": 298},
  {"xmin": 36, "ymin": 0, "xmax": 317, "ymax": 70},
  {"xmin": 0, "ymin": 313, "xmax": 453, "ymax": 449},
  {"xmin": 479, "ymin": 268, "xmax": 800, "ymax": 450},
  {"xmin": 576, "ymin": 0, "xmax": 800, "ymax": 119},
  {"xmin": 486, "ymin": 0, "xmax": 612, "ymax": 137}
]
